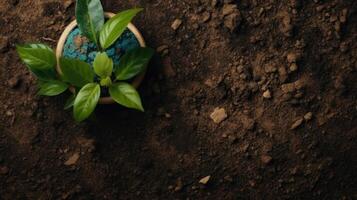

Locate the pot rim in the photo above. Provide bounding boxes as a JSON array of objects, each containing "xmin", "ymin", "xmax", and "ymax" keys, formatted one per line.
[{"xmin": 56, "ymin": 12, "xmax": 147, "ymax": 105}]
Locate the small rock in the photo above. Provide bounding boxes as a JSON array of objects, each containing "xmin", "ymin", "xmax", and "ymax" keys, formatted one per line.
[
  {"xmin": 0, "ymin": 36, "xmax": 9, "ymax": 52},
  {"xmin": 290, "ymin": 118, "xmax": 303, "ymax": 130},
  {"xmin": 5, "ymin": 110, "xmax": 13, "ymax": 116},
  {"xmin": 304, "ymin": 112, "xmax": 313, "ymax": 121},
  {"xmin": 64, "ymin": 153, "xmax": 80, "ymax": 166},
  {"xmin": 199, "ymin": 176, "xmax": 211, "ymax": 184},
  {"xmin": 289, "ymin": 63, "xmax": 298, "ymax": 72},
  {"xmin": 224, "ymin": 12, "xmax": 242, "ymax": 32},
  {"xmin": 210, "ymin": 107, "xmax": 227, "ymax": 124},
  {"xmin": 201, "ymin": 12, "xmax": 211, "ymax": 23},
  {"xmin": 171, "ymin": 19, "xmax": 182, "ymax": 30},
  {"xmin": 263, "ymin": 90, "xmax": 272, "ymax": 99},
  {"xmin": 261, "ymin": 155, "xmax": 272, "ymax": 164}
]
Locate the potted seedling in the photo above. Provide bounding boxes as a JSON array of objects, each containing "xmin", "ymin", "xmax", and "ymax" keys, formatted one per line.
[{"xmin": 16, "ymin": 0, "xmax": 154, "ymax": 122}]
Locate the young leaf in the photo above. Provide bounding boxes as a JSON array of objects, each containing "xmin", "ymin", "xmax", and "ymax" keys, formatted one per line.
[
  {"xmin": 115, "ymin": 47, "xmax": 154, "ymax": 80},
  {"xmin": 75, "ymin": 0, "xmax": 104, "ymax": 45},
  {"xmin": 38, "ymin": 80, "xmax": 68, "ymax": 96},
  {"xmin": 64, "ymin": 94, "xmax": 76, "ymax": 110},
  {"xmin": 73, "ymin": 83, "xmax": 100, "ymax": 122},
  {"xmin": 109, "ymin": 82, "xmax": 144, "ymax": 111},
  {"xmin": 93, "ymin": 52, "xmax": 113, "ymax": 78},
  {"xmin": 99, "ymin": 8, "xmax": 143, "ymax": 49},
  {"xmin": 60, "ymin": 57, "xmax": 95, "ymax": 87},
  {"xmin": 16, "ymin": 44, "xmax": 57, "ymax": 80}
]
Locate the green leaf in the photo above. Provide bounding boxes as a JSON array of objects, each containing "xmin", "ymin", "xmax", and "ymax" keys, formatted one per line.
[
  {"xmin": 64, "ymin": 94, "xmax": 76, "ymax": 110},
  {"xmin": 100, "ymin": 77, "xmax": 112, "ymax": 87},
  {"xmin": 109, "ymin": 82, "xmax": 144, "ymax": 111},
  {"xmin": 99, "ymin": 8, "xmax": 143, "ymax": 49},
  {"xmin": 38, "ymin": 80, "xmax": 68, "ymax": 96},
  {"xmin": 93, "ymin": 52, "xmax": 113, "ymax": 78},
  {"xmin": 60, "ymin": 57, "xmax": 94, "ymax": 87},
  {"xmin": 16, "ymin": 44, "xmax": 56, "ymax": 80},
  {"xmin": 75, "ymin": 0, "xmax": 104, "ymax": 45},
  {"xmin": 73, "ymin": 83, "xmax": 101, "ymax": 122},
  {"xmin": 115, "ymin": 47, "xmax": 154, "ymax": 80}
]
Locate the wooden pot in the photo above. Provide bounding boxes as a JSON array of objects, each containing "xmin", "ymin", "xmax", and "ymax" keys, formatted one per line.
[{"xmin": 56, "ymin": 12, "xmax": 146, "ymax": 104}]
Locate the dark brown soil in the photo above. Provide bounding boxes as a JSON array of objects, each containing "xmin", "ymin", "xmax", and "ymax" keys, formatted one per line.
[{"xmin": 1, "ymin": 0, "xmax": 356, "ymax": 199}]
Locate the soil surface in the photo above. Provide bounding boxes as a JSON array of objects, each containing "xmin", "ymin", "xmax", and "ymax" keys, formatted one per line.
[{"xmin": 0, "ymin": 0, "xmax": 356, "ymax": 199}]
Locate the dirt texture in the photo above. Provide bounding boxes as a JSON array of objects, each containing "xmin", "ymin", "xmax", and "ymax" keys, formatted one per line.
[{"xmin": 0, "ymin": 0, "xmax": 356, "ymax": 199}]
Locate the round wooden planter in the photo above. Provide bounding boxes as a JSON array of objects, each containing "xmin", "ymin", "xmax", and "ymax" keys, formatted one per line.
[{"xmin": 56, "ymin": 12, "xmax": 146, "ymax": 105}]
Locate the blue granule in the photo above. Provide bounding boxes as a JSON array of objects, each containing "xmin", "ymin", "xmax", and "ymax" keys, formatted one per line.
[{"xmin": 62, "ymin": 27, "xmax": 140, "ymax": 66}]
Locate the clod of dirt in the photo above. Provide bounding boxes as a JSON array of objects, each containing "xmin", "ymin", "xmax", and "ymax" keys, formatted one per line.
[
  {"xmin": 287, "ymin": 52, "xmax": 301, "ymax": 63},
  {"xmin": 290, "ymin": 118, "xmax": 304, "ymax": 130},
  {"xmin": 0, "ymin": 36, "xmax": 9, "ymax": 53},
  {"xmin": 263, "ymin": 90, "xmax": 272, "ymax": 99},
  {"xmin": 304, "ymin": 112, "xmax": 313, "ymax": 121},
  {"xmin": 222, "ymin": 4, "xmax": 242, "ymax": 32},
  {"xmin": 7, "ymin": 76, "xmax": 21, "ymax": 88},
  {"xmin": 199, "ymin": 176, "xmax": 211, "ymax": 185},
  {"xmin": 64, "ymin": 153, "xmax": 80, "ymax": 166},
  {"xmin": 210, "ymin": 107, "xmax": 227, "ymax": 124},
  {"xmin": 261, "ymin": 155, "xmax": 272, "ymax": 165},
  {"xmin": 241, "ymin": 115, "xmax": 255, "ymax": 131},
  {"xmin": 280, "ymin": 12, "xmax": 293, "ymax": 37},
  {"xmin": 281, "ymin": 79, "xmax": 305, "ymax": 93},
  {"xmin": 171, "ymin": 19, "xmax": 182, "ymax": 31}
]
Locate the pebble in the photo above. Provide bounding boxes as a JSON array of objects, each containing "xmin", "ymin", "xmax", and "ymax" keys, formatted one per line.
[
  {"xmin": 210, "ymin": 107, "xmax": 227, "ymax": 124},
  {"xmin": 261, "ymin": 155, "xmax": 272, "ymax": 164},
  {"xmin": 304, "ymin": 112, "xmax": 313, "ymax": 121},
  {"xmin": 290, "ymin": 118, "xmax": 304, "ymax": 130},
  {"xmin": 64, "ymin": 153, "xmax": 80, "ymax": 166},
  {"xmin": 199, "ymin": 176, "xmax": 211, "ymax": 184},
  {"xmin": 289, "ymin": 63, "xmax": 298, "ymax": 72},
  {"xmin": 171, "ymin": 19, "xmax": 182, "ymax": 30},
  {"xmin": 263, "ymin": 90, "xmax": 272, "ymax": 99}
]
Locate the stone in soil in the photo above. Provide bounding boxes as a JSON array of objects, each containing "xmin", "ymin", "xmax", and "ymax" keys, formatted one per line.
[
  {"xmin": 64, "ymin": 152, "xmax": 80, "ymax": 166},
  {"xmin": 261, "ymin": 155, "xmax": 272, "ymax": 164},
  {"xmin": 210, "ymin": 107, "xmax": 227, "ymax": 124},
  {"xmin": 291, "ymin": 118, "xmax": 304, "ymax": 130},
  {"xmin": 304, "ymin": 112, "xmax": 313, "ymax": 121},
  {"xmin": 263, "ymin": 90, "xmax": 272, "ymax": 99},
  {"xmin": 171, "ymin": 19, "xmax": 182, "ymax": 30},
  {"xmin": 199, "ymin": 176, "xmax": 211, "ymax": 185}
]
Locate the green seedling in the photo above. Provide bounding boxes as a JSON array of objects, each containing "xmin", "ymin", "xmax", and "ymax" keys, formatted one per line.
[{"xmin": 16, "ymin": 0, "xmax": 154, "ymax": 122}]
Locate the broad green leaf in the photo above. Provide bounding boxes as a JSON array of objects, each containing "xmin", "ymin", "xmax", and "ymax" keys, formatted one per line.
[
  {"xmin": 60, "ymin": 57, "xmax": 94, "ymax": 87},
  {"xmin": 38, "ymin": 80, "xmax": 68, "ymax": 96},
  {"xmin": 99, "ymin": 8, "xmax": 143, "ymax": 49},
  {"xmin": 73, "ymin": 83, "xmax": 100, "ymax": 122},
  {"xmin": 75, "ymin": 0, "xmax": 104, "ymax": 45},
  {"xmin": 115, "ymin": 47, "xmax": 154, "ymax": 80},
  {"xmin": 64, "ymin": 94, "xmax": 76, "ymax": 110},
  {"xmin": 16, "ymin": 44, "xmax": 56, "ymax": 80},
  {"xmin": 109, "ymin": 82, "xmax": 144, "ymax": 111},
  {"xmin": 93, "ymin": 52, "xmax": 113, "ymax": 78}
]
